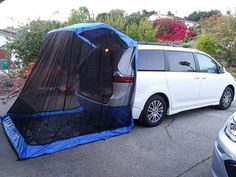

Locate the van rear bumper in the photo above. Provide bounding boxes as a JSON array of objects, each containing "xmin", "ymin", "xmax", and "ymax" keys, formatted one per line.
[{"xmin": 132, "ymin": 106, "xmax": 142, "ymax": 119}]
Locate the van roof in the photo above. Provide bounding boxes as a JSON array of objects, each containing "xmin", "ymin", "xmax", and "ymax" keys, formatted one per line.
[{"xmin": 138, "ymin": 44, "xmax": 199, "ymax": 53}]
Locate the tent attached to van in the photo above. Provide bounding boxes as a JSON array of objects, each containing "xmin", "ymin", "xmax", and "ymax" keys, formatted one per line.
[{"xmin": 1, "ymin": 23, "xmax": 137, "ymax": 159}]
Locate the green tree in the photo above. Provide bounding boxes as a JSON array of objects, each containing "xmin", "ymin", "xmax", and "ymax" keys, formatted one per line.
[
  {"xmin": 141, "ymin": 10, "xmax": 156, "ymax": 17},
  {"xmin": 96, "ymin": 12, "xmax": 110, "ymax": 22},
  {"xmin": 125, "ymin": 12, "xmax": 143, "ymax": 25},
  {"xmin": 6, "ymin": 19, "xmax": 61, "ymax": 65},
  {"xmin": 201, "ymin": 13, "xmax": 236, "ymax": 66},
  {"xmin": 96, "ymin": 9, "xmax": 126, "ymax": 32},
  {"xmin": 96, "ymin": 9, "xmax": 125, "ymax": 22},
  {"xmin": 109, "ymin": 9, "xmax": 126, "ymax": 18},
  {"xmin": 125, "ymin": 10, "xmax": 156, "ymax": 25},
  {"xmin": 186, "ymin": 10, "xmax": 222, "ymax": 21},
  {"xmin": 67, "ymin": 7, "xmax": 92, "ymax": 25},
  {"xmin": 195, "ymin": 33, "xmax": 220, "ymax": 58},
  {"xmin": 126, "ymin": 18, "xmax": 158, "ymax": 41},
  {"xmin": 167, "ymin": 11, "xmax": 174, "ymax": 16}
]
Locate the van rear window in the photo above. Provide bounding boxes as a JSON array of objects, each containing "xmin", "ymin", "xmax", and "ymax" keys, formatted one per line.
[{"xmin": 138, "ymin": 49, "xmax": 165, "ymax": 71}]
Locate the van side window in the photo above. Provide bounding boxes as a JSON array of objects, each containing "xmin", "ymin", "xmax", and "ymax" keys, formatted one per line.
[
  {"xmin": 196, "ymin": 53, "xmax": 218, "ymax": 73},
  {"xmin": 166, "ymin": 51, "xmax": 196, "ymax": 72},
  {"xmin": 138, "ymin": 50, "xmax": 165, "ymax": 71}
]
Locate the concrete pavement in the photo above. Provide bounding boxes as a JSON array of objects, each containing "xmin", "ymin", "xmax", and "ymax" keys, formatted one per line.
[{"xmin": 0, "ymin": 98, "xmax": 235, "ymax": 177}]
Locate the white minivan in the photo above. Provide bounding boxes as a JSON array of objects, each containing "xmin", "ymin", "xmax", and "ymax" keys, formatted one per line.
[{"xmin": 133, "ymin": 43, "xmax": 236, "ymax": 126}]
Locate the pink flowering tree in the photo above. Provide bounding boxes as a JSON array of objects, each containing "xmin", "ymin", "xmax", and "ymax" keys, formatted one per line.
[{"xmin": 154, "ymin": 18, "xmax": 192, "ymax": 42}]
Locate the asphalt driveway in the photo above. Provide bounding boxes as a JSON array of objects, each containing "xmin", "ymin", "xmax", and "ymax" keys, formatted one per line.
[{"xmin": 0, "ymin": 98, "xmax": 235, "ymax": 177}]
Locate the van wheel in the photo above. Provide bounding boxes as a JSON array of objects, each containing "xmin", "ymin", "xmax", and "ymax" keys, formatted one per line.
[
  {"xmin": 218, "ymin": 87, "xmax": 234, "ymax": 110},
  {"xmin": 142, "ymin": 95, "xmax": 167, "ymax": 127}
]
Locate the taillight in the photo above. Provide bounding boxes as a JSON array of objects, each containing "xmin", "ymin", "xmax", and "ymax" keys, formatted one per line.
[{"xmin": 113, "ymin": 71, "xmax": 134, "ymax": 83}]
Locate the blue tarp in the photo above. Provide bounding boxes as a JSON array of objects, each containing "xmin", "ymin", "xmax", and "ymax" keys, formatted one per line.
[
  {"xmin": 1, "ymin": 23, "xmax": 138, "ymax": 159},
  {"xmin": 50, "ymin": 23, "xmax": 137, "ymax": 48},
  {"xmin": 1, "ymin": 106, "xmax": 132, "ymax": 159}
]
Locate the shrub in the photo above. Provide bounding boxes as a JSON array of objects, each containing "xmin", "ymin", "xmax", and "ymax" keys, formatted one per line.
[
  {"xmin": 200, "ymin": 14, "xmax": 236, "ymax": 66},
  {"xmin": 154, "ymin": 18, "xmax": 192, "ymax": 42},
  {"xmin": 195, "ymin": 34, "xmax": 220, "ymax": 58},
  {"xmin": 126, "ymin": 18, "xmax": 158, "ymax": 41}
]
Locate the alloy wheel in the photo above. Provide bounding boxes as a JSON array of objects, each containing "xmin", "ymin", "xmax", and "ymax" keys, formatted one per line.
[
  {"xmin": 222, "ymin": 90, "xmax": 232, "ymax": 108},
  {"xmin": 147, "ymin": 100, "xmax": 164, "ymax": 123}
]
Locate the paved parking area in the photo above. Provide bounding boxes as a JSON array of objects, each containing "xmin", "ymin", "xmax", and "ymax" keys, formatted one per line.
[{"xmin": 0, "ymin": 98, "xmax": 235, "ymax": 177}]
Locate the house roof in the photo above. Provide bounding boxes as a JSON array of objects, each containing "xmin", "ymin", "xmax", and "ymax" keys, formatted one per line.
[{"xmin": 0, "ymin": 29, "xmax": 16, "ymax": 36}]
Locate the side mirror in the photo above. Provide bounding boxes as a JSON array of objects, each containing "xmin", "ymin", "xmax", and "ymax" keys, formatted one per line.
[{"xmin": 218, "ymin": 66, "xmax": 225, "ymax": 74}]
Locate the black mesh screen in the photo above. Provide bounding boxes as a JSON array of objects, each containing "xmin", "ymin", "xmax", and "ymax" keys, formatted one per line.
[{"xmin": 9, "ymin": 30, "xmax": 133, "ymax": 145}]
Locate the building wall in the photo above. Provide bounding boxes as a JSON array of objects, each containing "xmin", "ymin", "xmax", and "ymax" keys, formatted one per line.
[
  {"xmin": 0, "ymin": 32, "xmax": 17, "ymax": 61},
  {"xmin": 0, "ymin": 49, "xmax": 8, "ymax": 58},
  {"xmin": 0, "ymin": 35, "xmax": 7, "ymax": 47},
  {"xmin": 0, "ymin": 34, "xmax": 8, "ymax": 60}
]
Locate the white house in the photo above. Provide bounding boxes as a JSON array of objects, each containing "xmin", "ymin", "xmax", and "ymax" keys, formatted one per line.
[
  {"xmin": 149, "ymin": 13, "xmax": 200, "ymax": 28},
  {"xmin": 0, "ymin": 29, "xmax": 17, "ymax": 72},
  {"xmin": 0, "ymin": 30, "xmax": 8, "ymax": 47},
  {"xmin": 0, "ymin": 28, "xmax": 16, "ymax": 45},
  {"xmin": 149, "ymin": 14, "xmax": 174, "ymax": 21},
  {"xmin": 184, "ymin": 20, "xmax": 200, "ymax": 28}
]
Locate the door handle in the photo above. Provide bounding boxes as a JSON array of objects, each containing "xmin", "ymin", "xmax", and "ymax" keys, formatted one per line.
[
  {"xmin": 193, "ymin": 77, "xmax": 200, "ymax": 79},
  {"xmin": 202, "ymin": 77, "xmax": 207, "ymax": 79}
]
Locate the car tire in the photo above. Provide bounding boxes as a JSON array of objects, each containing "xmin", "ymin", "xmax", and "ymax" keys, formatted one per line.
[
  {"xmin": 218, "ymin": 87, "xmax": 234, "ymax": 110},
  {"xmin": 141, "ymin": 95, "xmax": 167, "ymax": 127}
]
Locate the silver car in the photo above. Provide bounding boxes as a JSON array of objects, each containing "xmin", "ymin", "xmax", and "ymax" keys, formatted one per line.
[{"xmin": 212, "ymin": 112, "xmax": 236, "ymax": 177}]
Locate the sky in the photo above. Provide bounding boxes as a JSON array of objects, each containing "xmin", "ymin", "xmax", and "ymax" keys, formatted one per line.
[{"xmin": 0, "ymin": 0, "xmax": 235, "ymax": 28}]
